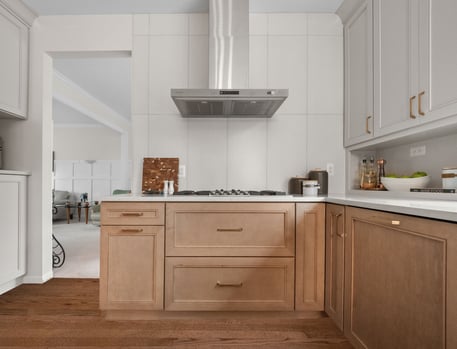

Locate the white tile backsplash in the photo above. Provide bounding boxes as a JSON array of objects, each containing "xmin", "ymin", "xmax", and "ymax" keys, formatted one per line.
[
  {"xmin": 133, "ymin": 14, "xmax": 149, "ymax": 35},
  {"xmin": 227, "ymin": 119, "xmax": 268, "ymax": 190},
  {"xmin": 149, "ymin": 36, "xmax": 188, "ymax": 114},
  {"xmin": 268, "ymin": 14, "xmax": 308, "ymax": 35},
  {"xmin": 268, "ymin": 36, "xmax": 307, "ymax": 114},
  {"xmin": 267, "ymin": 115, "xmax": 308, "ymax": 192},
  {"xmin": 249, "ymin": 36, "xmax": 268, "ymax": 88},
  {"xmin": 189, "ymin": 13, "xmax": 208, "ymax": 35},
  {"xmin": 187, "ymin": 118, "xmax": 228, "ymax": 190},
  {"xmin": 189, "ymin": 36, "xmax": 209, "ymax": 88},
  {"xmin": 308, "ymin": 36, "xmax": 343, "ymax": 114},
  {"xmin": 149, "ymin": 14, "xmax": 188, "ymax": 35},
  {"xmin": 308, "ymin": 14, "xmax": 343, "ymax": 36},
  {"xmin": 132, "ymin": 13, "xmax": 343, "ymax": 192},
  {"xmin": 307, "ymin": 114, "xmax": 345, "ymax": 194},
  {"xmin": 131, "ymin": 35, "xmax": 149, "ymax": 114}
]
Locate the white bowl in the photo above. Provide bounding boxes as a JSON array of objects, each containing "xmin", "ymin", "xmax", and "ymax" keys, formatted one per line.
[{"xmin": 381, "ymin": 176, "xmax": 430, "ymax": 192}]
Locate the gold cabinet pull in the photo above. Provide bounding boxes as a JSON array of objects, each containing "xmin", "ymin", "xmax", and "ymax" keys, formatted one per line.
[
  {"xmin": 216, "ymin": 228, "xmax": 243, "ymax": 232},
  {"xmin": 409, "ymin": 96, "xmax": 416, "ymax": 119},
  {"xmin": 121, "ymin": 212, "xmax": 144, "ymax": 216},
  {"xmin": 216, "ymin": 281, "xmax": 243, "ymax": 287},
  {"xmin": 331, "ymin": 213, "xmax": 344, "ymax": 238},
  {"xmin": 365, "ymin": 115, "xmax": 372, "ymax": 134},
  {"xmin": 418, "ymin": 91, "xmax": 425, "ymax": 116},
  {"xmin": 391, "ymin": 220, "xmax": 401, "ymax": 225},
  {"xmin": 121, "ymin": 228, "xmax": 144, "ymax": 233}
]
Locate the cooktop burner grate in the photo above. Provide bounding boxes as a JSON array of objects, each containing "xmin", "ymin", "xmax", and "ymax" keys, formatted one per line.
[{"xmin": 173, "ymin": 189, "xmax": 286, "ymax": 196}]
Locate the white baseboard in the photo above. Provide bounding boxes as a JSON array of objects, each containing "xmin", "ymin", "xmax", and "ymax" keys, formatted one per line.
[
  {"xmin": 0, "ymin": 276, "xmax": 24, "ymax": 295},
  {"xmin": 23, "ymin": 270, "xmax": 53, "ymax": 284}
]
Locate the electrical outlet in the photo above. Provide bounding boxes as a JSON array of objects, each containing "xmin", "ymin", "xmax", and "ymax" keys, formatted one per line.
[
  {"xmin": 327, "ymin": 163, "xmax": 335, "ymax": 176},
  {"xmin": 410, "ymin": 145, "xmax": 426, "ymax": 157},
  {"xmin": 179, "ymin": 165, "xmax": 186, "ymax": 177}
]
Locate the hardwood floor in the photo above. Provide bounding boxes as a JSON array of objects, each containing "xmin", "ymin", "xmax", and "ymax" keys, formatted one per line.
[{"xmin": 0, "ymin": 279, "xmax": 352, "ymax": 348}]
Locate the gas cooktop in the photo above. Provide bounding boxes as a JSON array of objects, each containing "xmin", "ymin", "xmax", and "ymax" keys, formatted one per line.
[{"xmin": 173, "ymin": 189, "xmax": 286, "ymax": 196}]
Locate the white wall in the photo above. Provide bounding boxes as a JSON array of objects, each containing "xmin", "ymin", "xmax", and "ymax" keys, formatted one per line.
[
  {"xmin": 54, "ymin": 126, "xmax": 122, "ymax": 160},
  {"xmin": 131, "ymin": 13, "xmax": 345, "ymax": 194}
]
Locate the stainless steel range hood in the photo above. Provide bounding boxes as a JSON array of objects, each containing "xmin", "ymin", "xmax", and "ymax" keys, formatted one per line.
[{"xmin": 171, "ymin": 0, "xmax": 288, "ymax": 118}]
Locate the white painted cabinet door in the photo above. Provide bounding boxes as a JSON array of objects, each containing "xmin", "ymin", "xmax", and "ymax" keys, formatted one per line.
[
  {"xmin": 0, "ymin": 175, "xmax": 27, "ymax": 294},
  {"xmin": 343, "ymin": 0, "xmax": 373, "ymax": 146},
  {"xmin": 418, "ymin": 0, "xmax": 457, "ymax": 123},
  {"xmin": 0, "ymin": 5, "xmax": 28, "ymax": 119},
  {"xmin": 373, "ymin": 0, "xmax": 418, "ymax": 137}
]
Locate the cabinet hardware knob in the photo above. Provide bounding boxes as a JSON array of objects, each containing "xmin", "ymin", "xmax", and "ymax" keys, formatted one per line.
[
  {"xmin": 216, "ymin": 281, "xmax": 243, "ymax": 287},
  {"xmin": 121, "ymin": 212, "xmax": 144, "ymax": 216},
  {"xmin": 366, "ymin": 115, "xmax": 372, "ymax": 134},
  {"xmin": 121, "ymin": 228, "xmax": 144, "ymax": 233},
  {"xmin": 391, "ymin": 220, "xmax": 400, "ymax": 225},
  {"xmin": 409, "ymin": 96, "xmax": 417, "ymax": 119},
  {"xmin": 216, "ymin": 228, "xmax": 243, "ymax": 232},
  {"xmin": 418, "ymin": 91, "xmax": 425, "ymax": 116}
]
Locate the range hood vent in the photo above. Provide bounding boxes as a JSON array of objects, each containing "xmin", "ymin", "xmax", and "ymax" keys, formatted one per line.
[{"xmin": 171, "ymin": 0, "xmax": 288, "ymax": 118}]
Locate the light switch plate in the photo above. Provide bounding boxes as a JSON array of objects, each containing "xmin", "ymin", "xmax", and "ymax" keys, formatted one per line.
[{"xmin": 179, "ymin": 165, "xmax": 186, "ymax": 177}]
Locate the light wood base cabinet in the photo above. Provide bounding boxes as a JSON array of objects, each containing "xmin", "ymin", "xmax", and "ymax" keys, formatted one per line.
[
  {"xmin": 100, "ymin": 203, "xmax": 165, "ymax": 310},
  {"xmin": 324, "ymin": 204, "xmax": 345, "ymax": 330},
  {"xmin": 295, "ymin": 203, "xmax": 325, "ymax": 311},
  {"xmin": 344, "ymin": 207, "xmax": 457, "ymax": 349},
  {"xmin": 165, "ymin": 257, "xmax": 295, "ymax": 311}
]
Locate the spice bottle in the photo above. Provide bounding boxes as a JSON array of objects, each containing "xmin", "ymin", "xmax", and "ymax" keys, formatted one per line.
[
  {"xmin": 359, "ymin": 158, "xmax": 367, "ymax": 189},
  {"xmin": 363, "ymin": 157, "xmax": 377, "ymax": 189}
]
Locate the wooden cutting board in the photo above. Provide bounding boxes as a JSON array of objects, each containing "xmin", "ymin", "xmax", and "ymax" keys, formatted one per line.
[{"xmin": 142, "ymin": 157, "xmax": 179, "ymax": 193}]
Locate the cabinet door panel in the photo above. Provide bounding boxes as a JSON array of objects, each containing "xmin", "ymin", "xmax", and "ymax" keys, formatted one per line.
[
  {"xmin": 100, "ymin": 226, "xmax": 164, "ymax": 310},
  {"xmin": 344, "ymin": 0, "xmax": 373, "ymax": 146},
  {"xmin": 344, "ymin": 207, "xmax": 457, "ymax": 349},
  {"xmin": 295, "ymin": 203, "xmax": 325, "ymax": 311},
  {"xmin": 0, "ymin": 6, "xmax": 28, "ymax": 118},
  {"xmin": 324, "ymin": 204, "xmax": 345, "ymax": 330}
]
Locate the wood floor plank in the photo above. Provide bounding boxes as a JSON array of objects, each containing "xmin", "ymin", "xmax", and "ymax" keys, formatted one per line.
[{"xmin": 0, "ymin": 279, "xmax": 352, "ymax": 348}]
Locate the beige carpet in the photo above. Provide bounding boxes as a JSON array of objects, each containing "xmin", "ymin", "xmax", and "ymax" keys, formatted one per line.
[{"xmin": 52, "ymin": 220, "xmax": 100, "ymax": 278}]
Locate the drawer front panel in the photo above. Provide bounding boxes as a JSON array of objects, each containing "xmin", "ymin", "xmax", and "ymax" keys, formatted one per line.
[
  {"xmin": 165, "ymin": 257, "xmax": 295, "ymax": 311},
  {"xmin": 166, "ymin": 203, "xmax": 295, "ymax": 256},
  {"xmin": 101, "ymin": 202, "xmax": 164, "ymax": 226}
]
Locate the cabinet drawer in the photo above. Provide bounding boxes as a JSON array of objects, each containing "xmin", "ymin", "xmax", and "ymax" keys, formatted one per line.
[
  {"xmin": 165, "ymin": 257, "xmax": 295, "ymax": 311},
  {"xmin": 101, "ymin": 202, "xmax": 164, "ymax": 226},
  {"xmin": 166, "ymin": 203, "xmax": 295, "ymax": 256}
]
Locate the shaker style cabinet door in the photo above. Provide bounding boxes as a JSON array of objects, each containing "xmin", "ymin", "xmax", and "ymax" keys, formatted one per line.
[
  {"xmin": 324, "ymin": 204, "xmax": 345, "ymax": 331},
  {"xmin": 344, "ymin": 207, "xmax": 457, "ymax": 349},
  {"xmin": 343, "ymin": 0, "xmax": 374, "ymax": 146},
  {"xmin": 0, "ymin": 5, "xmax": 28, "ymax": 119}
]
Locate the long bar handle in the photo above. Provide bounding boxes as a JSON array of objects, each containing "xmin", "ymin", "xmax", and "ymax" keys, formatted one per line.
[
  {"xmin": 216, "ymin": 228, "xmax": 243, "ymax": 232},
  {"xmin": 121, "ymin": 212, "xmax": 144, "ymax": 216},
  {"xmin": 216, "ymin": 281, "xmax": 243, "ymax": 287},
  {"xmin": 365, "ymin": 115, "xmax": 372, "ymax": 134},
  {"xmin": 121, "ymin": 228, "xmax": 144, "ymax": 233},
  {"xmin": 331, "ymin": 213, "xmax": 345, "ymax": 238},
  {"xmin": 418, "ymin": 91, "xmax": 425, "ymax": 116},
  {"xmin": 409, "ymin": 95, "xmax": 416, "ymax": 119}
]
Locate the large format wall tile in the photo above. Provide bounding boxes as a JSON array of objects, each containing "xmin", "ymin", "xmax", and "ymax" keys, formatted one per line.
[{"xmin": 132, "ymin": 35, "xmax": 149, "ymax": 114}]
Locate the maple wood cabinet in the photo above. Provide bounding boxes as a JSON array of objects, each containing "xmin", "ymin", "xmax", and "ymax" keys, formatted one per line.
[
  {"xmin": 100, "ymin": 202, "xmax": 165, "ymax": 310},
  {"xmin": 343, "ymin": 206, "xmax": 457, "ymax": 349},
  {"xmin": 324, "ymin": 204, "xmax": 345, "ymax": 330}
]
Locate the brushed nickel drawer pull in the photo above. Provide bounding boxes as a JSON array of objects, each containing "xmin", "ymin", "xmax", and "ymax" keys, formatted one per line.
[
  {"xmin": 121, "ymin": 212, "xmax": 144, "ymax": 216},
  {"xmin": 121, "ymin": 228, "xmax": 144, "ymax": 233},
  {"xmin": 216, "ymin": 281, "xmax": 243, "ymax": 287},
  {"xmin": 216, "ymin": 228, "xmax": 243, "ymax": 232},
  {"xmin": 365, "ymin": 115, "xmax": 372, "ymax": 134},
  {"xmin": 391, "ymin": 220, "xmax": 401, "ymax": 225}
]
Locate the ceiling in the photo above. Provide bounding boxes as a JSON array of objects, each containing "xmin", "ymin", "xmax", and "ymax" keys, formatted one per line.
[
  {"xmin": 23, "ymin": 0, "xmax": 344, "ymax": 16},
  {"xmin": 23, "ymin": 0, "xmax": 343, "ymax": 127}
]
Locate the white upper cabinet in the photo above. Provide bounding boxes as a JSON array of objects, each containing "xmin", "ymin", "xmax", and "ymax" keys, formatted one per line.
[
  {"xmin": 419, "ymin": 0, "xmax": 457, "ymax": 122},
  {"xmin": 0, "ymin": 3, "xmax": 31, "ymax": 119},
  {"xmin": 342, "ymin": 0, "xmax": 457, "ymax": 147},
  {"xmin": 343, "ymin": 0, "xmax": 373, "ymax": 146}
]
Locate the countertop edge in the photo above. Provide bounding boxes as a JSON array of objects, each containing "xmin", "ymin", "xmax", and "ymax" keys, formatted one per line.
[{"xmin": 100, "ymin": 193, "xmax": 457, "ymax": 223}]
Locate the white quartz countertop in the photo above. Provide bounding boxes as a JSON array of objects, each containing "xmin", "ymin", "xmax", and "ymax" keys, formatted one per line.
[
  {"xmin": 0, "ymin": 170, "xmax": 31, "ymax": 176},
  {"xmin": 102, "ymin": 193, "xmax": 457, "ymax": 223}
]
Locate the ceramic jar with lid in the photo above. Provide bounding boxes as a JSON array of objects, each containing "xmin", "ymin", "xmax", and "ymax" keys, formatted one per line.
[{"xmin": 442, "ymin": 167, "xmax": 457, "ymax": 189}]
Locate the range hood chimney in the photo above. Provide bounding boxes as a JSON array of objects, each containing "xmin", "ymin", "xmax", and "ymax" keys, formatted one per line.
[{"xmin": 171, "ymin": 0, "xmax": 288, "ymax": 118}]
